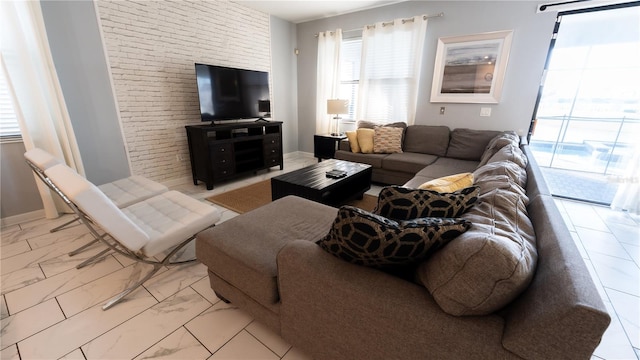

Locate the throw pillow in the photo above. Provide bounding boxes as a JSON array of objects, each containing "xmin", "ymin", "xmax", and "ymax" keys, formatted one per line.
[
  {"xmin": 374, "ymin": 186, "xmax": 480, "ymax": 220},
  {"xmin": 373, "ymin": 126, "xmax": 403, "ymax": 154},
  {"xmin": 356, "ymin": 128, "xmax": 375, "ymax": 154},
  {"xmin": 317, "ymin": 205, "xmax": 470, "ymax": 268},
  {"xmin": 418, "ymin": 173, "xmax": 474, "ymax": 193},
  {"xmin": 345, "ymin": 131, "xmax": 360, "ymax": 153}
]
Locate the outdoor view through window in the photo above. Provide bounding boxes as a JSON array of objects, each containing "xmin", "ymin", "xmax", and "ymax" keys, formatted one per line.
[{"xmin": 530, "ymin": 5, "xmax": 640, "ymax": 205}]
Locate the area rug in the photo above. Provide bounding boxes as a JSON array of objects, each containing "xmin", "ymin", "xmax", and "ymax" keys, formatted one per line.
[{"xmin": 206, "ymin": 179, "xmax": 378, "ymax": 214}]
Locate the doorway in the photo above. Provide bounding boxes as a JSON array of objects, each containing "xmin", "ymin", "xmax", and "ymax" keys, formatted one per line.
[{"xmin": 529, "ymin": 4, "xmax": 640, "ymax": 205}]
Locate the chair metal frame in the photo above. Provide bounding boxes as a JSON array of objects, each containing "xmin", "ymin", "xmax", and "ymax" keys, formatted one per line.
[
  {"xmin": 25, "ymin": 158, "xmax": 101, "ymax": 256},
  {"xmin": 31, "ymin": 159, "xmax": 214, "ymax": 309}
]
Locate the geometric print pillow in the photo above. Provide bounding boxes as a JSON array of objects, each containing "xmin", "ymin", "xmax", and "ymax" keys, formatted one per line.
[
  {"xmin": 373, "ymin": 186, "xmax": 480, "ymax": 221},
  {"xmin": 373, "ymin": 126, "xmax": 404, "ymax": 154},
  {"xmin": 316, "ymin": 206, "xmax": 471, "ymax": 268}
]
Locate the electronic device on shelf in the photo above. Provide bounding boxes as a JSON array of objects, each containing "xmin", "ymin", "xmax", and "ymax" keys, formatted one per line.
[{"xmin": 195, "ymin": 63, "xmax": 270, "ymax": 123}]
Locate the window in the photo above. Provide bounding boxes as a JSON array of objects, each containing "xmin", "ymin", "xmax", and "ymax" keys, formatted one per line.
[
  {"xmin": 337, "ymin": 17, "xmax": 427, "ymax": 125},
  {"xmin": 338, "ymin": 38, "xmax": 362, "ymax": 122},
  {"xmin": 0, "ymin": 68, "xmax": 21, "ymax": 140},
  {"xmin": 358, "ymin": 26, "xmax": 423, "ymax": 124}
]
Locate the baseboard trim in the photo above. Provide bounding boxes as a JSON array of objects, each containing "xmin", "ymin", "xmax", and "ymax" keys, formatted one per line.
[{"xmin": 1, "ymin": 209, "xmax": 45, "ymax": 228}]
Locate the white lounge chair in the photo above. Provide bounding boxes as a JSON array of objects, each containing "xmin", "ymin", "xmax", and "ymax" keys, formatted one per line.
[
  {"xmin": 24, "ymin": 148, "xmax": 168, "ymax": 256},
  {"xmin": 44, "ymin": 163, "xmax": 220, "ymax": 309}
]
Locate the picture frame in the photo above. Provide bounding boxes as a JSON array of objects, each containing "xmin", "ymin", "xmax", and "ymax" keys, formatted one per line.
[{"xmin": 430, "ymin": 30, "xmax": 513, "ymax": 104}]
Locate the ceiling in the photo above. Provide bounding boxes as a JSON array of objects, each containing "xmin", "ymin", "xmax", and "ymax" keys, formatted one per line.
[{"xmin": 232, "ymin": 0, "xmax": 407, "ymax": 24}]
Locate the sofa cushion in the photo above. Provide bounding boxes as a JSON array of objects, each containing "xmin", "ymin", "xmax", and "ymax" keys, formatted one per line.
[
  {"xmin": 413, "ymin": 157, "xmax": 480, "ymax": 182},
  {"xmin": 317, "ymin": 205, "xmax": 470, "ymax": 268},
  {"xmin": 486, "ymin": 144, "xmax": 528, "ymax": 168},
  {"xmin": 446, "ymin": 128, "xmax": 501, "ymax": 161},
  {"xmin": 403, "ymin": 125, "xmax": 450, "ymax": 156},
  {"xmin": 382, "ymin": 152, "xmax": 439, "ymax": 174},
  {"xmin": 357, "ymin": 128, "xmax": 375, "ymax": 153},
  {"xmin": 419, "ymin": 173, "xmax": 474, "ymax": 193},
  {"xmin": 418, "ymin": 186, "xmax": 537, "ymax": 316},
  {"xmin": 345, "ymin": 131, "xmax": 360, "ymax": 153},
  {"xmin": 195, "ymin": 196, "xmax": 337, "ymax": 307},
  {"xmin": 474, "ymin": 174, "xmax": 528, "ymax": 199},
  {"xmin": 374, "ymin": 186, "xmax": 480, "ymax": 220},
  {"xmin": 473, "ymin": 160, "xmax": 527, "ymax": 189},
  {"xmin": 374, "ymin": 126, "xmax": 404, "ymax": 154},
  {"xmin": 335, "ymin": 150, "xmax": 387, "ymax": 169},
  {"xmin": 478, "ymin": 131, "xmax": 520, "ymax": 167}
]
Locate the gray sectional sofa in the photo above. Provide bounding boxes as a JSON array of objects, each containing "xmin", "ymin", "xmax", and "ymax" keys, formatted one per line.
[
  {"xmin": 335, "ymin": 126, "xmax": 502, "ymax": 185},
  {"xmin": 195, "ymin": 125, "xmax": 610, "ymax": 359}
]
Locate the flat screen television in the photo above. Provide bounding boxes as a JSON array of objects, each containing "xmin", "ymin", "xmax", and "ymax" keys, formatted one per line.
[{"xmin": 195, "ymin": 63, "xmax": 270, "ymax": 122}]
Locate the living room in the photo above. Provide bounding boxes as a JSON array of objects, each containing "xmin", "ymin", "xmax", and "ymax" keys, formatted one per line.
[{"xmin": 1, "ymin": 1, "xmax": 638, "ymax": 359}]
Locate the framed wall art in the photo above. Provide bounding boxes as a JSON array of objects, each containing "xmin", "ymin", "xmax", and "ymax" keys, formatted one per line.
[{"xmin": 430, "ymin": 30, "xmax": 513, "ymax": 103}]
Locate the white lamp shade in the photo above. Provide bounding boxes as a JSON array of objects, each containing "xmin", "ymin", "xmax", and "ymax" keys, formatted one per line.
[{"xmin": 327, "ymin": 99, "xmax": 349, "ymax": 115}]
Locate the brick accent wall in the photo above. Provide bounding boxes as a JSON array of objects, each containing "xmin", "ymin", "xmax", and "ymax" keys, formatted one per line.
[{"xmin": 97, "ymin": 0, "xmax": 271, "ymax": 182}]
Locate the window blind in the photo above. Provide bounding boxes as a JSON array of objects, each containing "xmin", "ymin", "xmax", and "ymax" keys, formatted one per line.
[{"xmin": 0, "ymin": 69, "xmax": 21, "ymax": 139}]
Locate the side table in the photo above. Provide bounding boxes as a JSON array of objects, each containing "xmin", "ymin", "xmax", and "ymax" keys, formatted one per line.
[{"xmin": 314, "ymin": 134, "xmax": 347, "ymax": 162}]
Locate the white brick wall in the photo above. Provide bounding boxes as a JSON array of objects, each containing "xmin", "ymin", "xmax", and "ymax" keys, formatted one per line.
[{"xmin": 97, "ymin": 0, "xmax": 271, "ymax": 182}]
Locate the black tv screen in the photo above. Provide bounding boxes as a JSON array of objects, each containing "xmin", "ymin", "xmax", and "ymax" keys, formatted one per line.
[{"xmin": 195, "ymin": 63, "xmax": 269, "ymax": 122}]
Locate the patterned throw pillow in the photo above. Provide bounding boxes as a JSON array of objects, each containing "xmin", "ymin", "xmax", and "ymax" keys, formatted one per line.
[
  {"xmin": 373, "ymin": 126, "xmax": 404, "ymax": 154},
  {"xmin": 374, "ymin": 186, "xmax": 480, "ymax": 220},
  {"xmin": 317, "ymin": 206, "xmax": 470, "ymax": 268}
]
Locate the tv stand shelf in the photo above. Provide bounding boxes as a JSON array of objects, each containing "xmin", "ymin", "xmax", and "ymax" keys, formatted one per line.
[{"xmin": 185, "ymin": 121, "xmax": 283, "ymax": 190}]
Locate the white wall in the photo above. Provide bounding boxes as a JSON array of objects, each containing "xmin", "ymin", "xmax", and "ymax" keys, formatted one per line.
[
  {"xmin": 0, "ymin": 142, "xmax": 43, "ymax": 219},
  {"xmin": 96, "ymin": 0, "xmax": 271, "ymax": 182},
  {"xmin": 295, "ymin": 1, "xmax": 558, "ymax": 152},
  {"xmin": 270, "ymin": 16, "xmax": 299, "ymax": 154}
]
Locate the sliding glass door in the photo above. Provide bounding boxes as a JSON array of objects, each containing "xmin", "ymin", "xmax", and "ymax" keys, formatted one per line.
[{"xmin": 529, "ymin": 4, "xmax": 640, "ymax": 204}]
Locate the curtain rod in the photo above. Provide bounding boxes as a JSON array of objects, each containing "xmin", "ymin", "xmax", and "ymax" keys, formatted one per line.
[
  {"xmin": 538, "ymin": 0, "xmax": 589, "ymax": 11},
  {"xmin": 315, "ymin": 12, "xmax": 444, "ymax": 37}
]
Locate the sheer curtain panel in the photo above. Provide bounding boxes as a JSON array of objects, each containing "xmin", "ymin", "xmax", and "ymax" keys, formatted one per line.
[
  {"xmin": 611, "ymin": 146, "xmax": 640, "ymax": 214},
  {"xmin": 0, "ymin": 1, "xmax": 84, "ymax": 218},
  {"xmin": 357, "ymin": 16, "xmax": 427, "ymax": 125},
  {"xmin": 316, "ymin": 29, "xmax": 342, "ymax": 135}
]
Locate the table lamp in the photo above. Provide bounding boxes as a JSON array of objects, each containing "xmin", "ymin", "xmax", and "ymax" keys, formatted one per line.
[{"xmin": 327, "ymin": 99, "xmax": 349, "ymax": 136}]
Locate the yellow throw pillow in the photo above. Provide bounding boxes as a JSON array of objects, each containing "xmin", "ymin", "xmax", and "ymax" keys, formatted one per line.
[
  {"xmin": 345, "ymin": 131, "xmax": 360, "ymax": 153},
  {"xmin": 356, "ymin": 128, "xmax": 375, "ymax": 154},
  {"xmin": 419, "ymin": 173, "xmax": 474, "ymax": 193}
]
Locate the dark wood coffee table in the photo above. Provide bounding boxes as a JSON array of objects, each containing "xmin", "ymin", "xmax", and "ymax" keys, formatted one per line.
[{"xmin": 271, "ymin": 159, "xmax": 372, "ymax": 206}]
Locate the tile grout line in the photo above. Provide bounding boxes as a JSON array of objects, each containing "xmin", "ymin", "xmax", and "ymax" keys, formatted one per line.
[
  {"xmin": 244, "ymin": 324, "xmax": 289, "ymax": 359},
  {"xmin": 183, "ymin": 324, "xmax": 213, "ymax": 358}
]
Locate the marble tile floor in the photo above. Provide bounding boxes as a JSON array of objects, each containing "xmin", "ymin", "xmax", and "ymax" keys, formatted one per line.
[{"xmin": 1, "ymin": 151, "xmax": 638, "ymax": 359}]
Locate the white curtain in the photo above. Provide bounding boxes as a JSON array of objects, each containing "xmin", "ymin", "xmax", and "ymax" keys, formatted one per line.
[
  {"xmin": 316, "ymin": 29, "xmax": 342, "ymax": 135},
  {"xmin": 611, "ymin": 146, "xmax": 640, "ymax": 214},
  {"xmin": 0, "ymin": 1, "xmax": 84, "ymax": 218},
  {"xmin": 357, "ymin": 16, "xmax": 427, "ymax": 125}
]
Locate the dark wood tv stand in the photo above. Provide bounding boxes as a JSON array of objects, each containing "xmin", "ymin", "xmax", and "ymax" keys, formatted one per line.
[{"xmin": 185, "ymin": 121, "xmax": 283, "ymax": 190}]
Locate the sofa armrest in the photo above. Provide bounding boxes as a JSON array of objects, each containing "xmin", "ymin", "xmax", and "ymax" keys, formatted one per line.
[
  {"xmin": 502, "ymin": 195, "xmax": 611, "ymax": 359},
  {"xmin": 276, "ymin": 240, "xmax": 512, "ymax": 360}
]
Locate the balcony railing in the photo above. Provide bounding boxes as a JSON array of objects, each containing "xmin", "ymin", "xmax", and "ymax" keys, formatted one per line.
[{"xmin": 529, "ymin": 115, "xmax": 639, "ymax": 176}]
